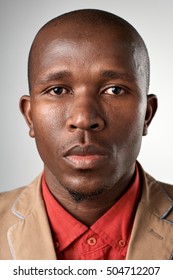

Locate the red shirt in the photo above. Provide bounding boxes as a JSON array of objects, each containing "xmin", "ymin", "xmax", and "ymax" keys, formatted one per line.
[{"xmin": 42, "ymin": 166, "xmax": 140, "ymax": 260}]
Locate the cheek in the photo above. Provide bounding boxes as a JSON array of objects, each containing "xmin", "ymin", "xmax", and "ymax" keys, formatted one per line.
[
  {"xmin": 108, "ymin": 100, "xmax": 146, "ymax": 151},
  {"xmin": 31, "ymin": 103, "xmax": 64, "ymax": 153}
]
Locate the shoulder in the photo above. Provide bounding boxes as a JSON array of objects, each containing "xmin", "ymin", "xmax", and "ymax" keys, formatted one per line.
[
  {"xmin": 138, "ymin": 161, "xmax": 173, "ymax": 195},
  {"xmin": 145, "ymin": 170, "xmax": 173, "ymax": 198},
  {"xmin": 0, "ymin": 187, "xmax": 26, "ymax": 214},
  {"xmin": 0, "ymin": 177, "xmax": 41, "ymax": 260},
  {"xmin": 0, "ymin": 175, "xmax": 42, "ymax": 218},
  {"xmin": 137, "ymin": 162, "xmax": 173, "ymax": 220},
  {"xmin": 0, "ymin": 176, "xmax": 42, "ymax": 252},
  {"xmin": 0, "ymin": 186, "xmax": 27, "ymax": 255}
]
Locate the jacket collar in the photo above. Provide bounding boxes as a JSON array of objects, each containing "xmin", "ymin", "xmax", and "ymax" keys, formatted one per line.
[
  {"xmin": 126, "ymin": 163, "xmax": 173, "ymax": 260},
  {"xmin": 8, "ymin": 175, "xmax": 56, "ymax": 260}
]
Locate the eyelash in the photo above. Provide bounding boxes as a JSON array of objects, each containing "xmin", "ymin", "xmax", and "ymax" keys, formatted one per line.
[
  {"xmin": 102, "ymin": 86, "xmax": 125, "ymax": 95},
  {"xmin": 45, "ymin": 86, "xmax": 71, "ymax": 96},
  {"xmin": 45, "ymin": 85, "xmax": 125, "ymax": 97}
]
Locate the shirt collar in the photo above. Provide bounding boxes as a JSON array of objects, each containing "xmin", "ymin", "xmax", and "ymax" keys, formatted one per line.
[
  {"xmin": 42, "ymin": 164, "xmax": 140, "ymax": 252},
  {"xmin": 91, "ymin": 165, "xmax": 140, "ymax": 248},
  {"xmin": 42, "ymin": 176, "xmax": 88, "ymax": 251}
]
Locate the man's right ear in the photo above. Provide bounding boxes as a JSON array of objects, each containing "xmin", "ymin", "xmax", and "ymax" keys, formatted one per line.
[{"xmin": 19, "ymin": 95, "xmax": 35, "ymax": 138}]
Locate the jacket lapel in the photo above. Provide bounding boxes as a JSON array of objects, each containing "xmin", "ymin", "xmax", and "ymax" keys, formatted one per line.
[
  {"xmin": 126, "ymin": 165, "xmax": 173, "ymax": 260},
  {"xmin": 7, "ymin": 176, "xmax": 56, "ymax": 260}
]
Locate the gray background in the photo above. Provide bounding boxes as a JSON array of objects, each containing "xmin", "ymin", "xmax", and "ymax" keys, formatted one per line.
[{"xmin": 0, "ymin": 0, "xmax": 173, "ymax": 191}]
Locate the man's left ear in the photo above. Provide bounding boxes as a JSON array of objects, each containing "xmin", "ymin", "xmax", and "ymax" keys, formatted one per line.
[{"xmin": 143, "ymin": 94, "xmax": 158, "ymax": 136}]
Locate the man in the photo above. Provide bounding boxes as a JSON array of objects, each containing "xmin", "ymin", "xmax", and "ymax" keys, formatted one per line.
[{"xmin": 0, "ymin": 9, "xmax": 173, "ymax": 260}]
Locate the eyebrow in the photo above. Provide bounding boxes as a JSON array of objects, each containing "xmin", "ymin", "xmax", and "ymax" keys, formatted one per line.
[
  {"xmin": 36, "ymin": 69, "xmax": 134, "ymax": 85},
  {"xmin": 36, "ymin": 70, "xmax": 72, "ymax": 84},
  {"xmin": 100, "ymin": 70, "xmax": 134, "ymax": 81}
]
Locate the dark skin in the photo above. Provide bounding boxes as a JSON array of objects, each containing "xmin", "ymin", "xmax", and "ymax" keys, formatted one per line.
[{"xmin": 20, "ymin": 12, "xmax": 157, "ymax": 226}]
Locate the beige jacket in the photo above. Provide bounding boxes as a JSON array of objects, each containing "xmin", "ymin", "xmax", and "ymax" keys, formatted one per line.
[{"xmin": 0, "ymin": 164, "xmax": 173, "ymax": 260}]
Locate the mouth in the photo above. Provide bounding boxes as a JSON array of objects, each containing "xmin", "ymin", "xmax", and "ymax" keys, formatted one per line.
[{"xmin": 63, "ymin": 145, "xmax": 109, "ymax": 169}]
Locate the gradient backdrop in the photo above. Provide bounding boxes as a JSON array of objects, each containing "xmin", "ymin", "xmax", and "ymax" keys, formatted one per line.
[{"xmin": 0, "ymin": 0, "xmax": 173, "ymax": 191}]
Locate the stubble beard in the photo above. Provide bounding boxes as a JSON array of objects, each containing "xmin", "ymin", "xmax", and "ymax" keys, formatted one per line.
[{"xmin": 66, "ymin": 184, "xmax": 109, "ymax": 203}]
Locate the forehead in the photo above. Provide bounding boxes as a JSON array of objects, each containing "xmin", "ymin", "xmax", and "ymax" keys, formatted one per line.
[
  {"xmin": 32, "ymin": 23, "xmax": 136, "ymax": 70},
  {"xmin": 29, "ymin": 20, "xmax": 146, "ymax": 92},
  {"xmin": 36, "ymin": 19, "xmax": 134, "ymax": 49}
]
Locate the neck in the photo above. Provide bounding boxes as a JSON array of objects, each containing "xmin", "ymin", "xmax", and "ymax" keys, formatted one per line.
[{"xmin": 44, "ymin": 165, "xmax": 135, "ymax": 226}]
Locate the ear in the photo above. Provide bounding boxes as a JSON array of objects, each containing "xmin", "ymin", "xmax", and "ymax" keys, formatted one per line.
[
  {"xmin": 19, "ymin": 95, "xmax": 35, "ymax": 138},
  {"xmin": 143, "ymin": 94, "xmax": 158, "ymax": 136}
]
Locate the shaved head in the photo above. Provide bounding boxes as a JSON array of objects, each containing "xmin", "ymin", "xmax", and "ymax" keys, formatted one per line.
[
  {"xmin": 21, "ymin": 8, "xmax": 157, "ymax": 207},
  {"xmin": 28, "ymin": 9, "xmax": 150, "ymax": 93}
]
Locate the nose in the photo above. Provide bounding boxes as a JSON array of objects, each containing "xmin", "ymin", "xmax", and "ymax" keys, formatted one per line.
[{"xmin": 66, "ymin": 96, "xmax": 105, "ymax": 132}]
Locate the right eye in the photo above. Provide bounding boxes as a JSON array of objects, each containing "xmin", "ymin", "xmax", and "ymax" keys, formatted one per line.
[{"xmin": 47, "ymin": 87, "xmax": 69, "ymax": 96}]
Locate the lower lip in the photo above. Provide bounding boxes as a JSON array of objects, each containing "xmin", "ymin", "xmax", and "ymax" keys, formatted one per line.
[{"xmin": 64, "ymin": 155, "xmax": 107, "ymax": 169}]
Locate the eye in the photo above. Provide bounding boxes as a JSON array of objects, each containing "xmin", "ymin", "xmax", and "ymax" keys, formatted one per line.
[
  {"xmin": 46, "ymin": 86, "xmax": 69, "ymax": 96},
  {"xmin": 103, "ymin": 86, "xmax": 124, "ymax": 95}
]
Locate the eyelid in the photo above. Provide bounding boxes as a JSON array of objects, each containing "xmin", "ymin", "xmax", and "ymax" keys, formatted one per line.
[
  {"xmin": 43, "ymin": 85, "xmax": 72, "ymax": 95},
  {"xmin": 101, "ymin": 85, "xmax": 126, "ymax": 95}
]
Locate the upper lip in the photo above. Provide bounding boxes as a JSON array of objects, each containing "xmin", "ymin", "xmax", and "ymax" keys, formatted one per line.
[{"xmin": 63, "ymin": 145, "xmax": 108, "ymax": 157}]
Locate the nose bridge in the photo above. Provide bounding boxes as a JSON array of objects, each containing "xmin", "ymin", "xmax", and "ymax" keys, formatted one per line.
[
  {"xmin": 66, "ymin": 93, "xmax": 105, "ymax": 131},
  {"xmin": 75, "ymin": 94, "xmax": 97, "ymax": 116}
]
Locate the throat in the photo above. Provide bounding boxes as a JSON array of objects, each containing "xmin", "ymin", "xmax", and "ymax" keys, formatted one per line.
[
  {"xmin": 50, "ymin": 183, "xmax": 129, "ymax": 226},
  {"xmin": 56, "ymin": 194, "xmax": 117, "ymax": 226},
  {"xmin": 44, "ymin": 163, "xmax": 136, "ymax": 226}
]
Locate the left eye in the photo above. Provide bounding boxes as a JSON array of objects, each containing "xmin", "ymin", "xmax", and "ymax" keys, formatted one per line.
[{"xmin": 104, "ymin": 86, "xmax": 124, "ymax": 95}]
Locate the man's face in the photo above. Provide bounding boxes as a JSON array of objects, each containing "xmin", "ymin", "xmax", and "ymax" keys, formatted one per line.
[{"xmin": 21, "ymin": 23, "xmax": 153, "ymax": 198}]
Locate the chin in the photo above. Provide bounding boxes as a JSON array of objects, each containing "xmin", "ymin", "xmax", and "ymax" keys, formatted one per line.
[
  {"xmin": 65, "ymin": 184, "xmax": 108, "ymax": 203},
  {"xmin": 69, "ymin": 189, "xmax": 105, "ymax": 203},
  {"xmin": 61, "ymin": 175, "xmax": 114, "ymax": 203}
]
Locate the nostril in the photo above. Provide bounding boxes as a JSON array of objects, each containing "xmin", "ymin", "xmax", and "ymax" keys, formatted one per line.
[
  {"xmin": 67, "ymin": 115, "xmax": 105, "ymax": 132},
  {"xmin": 70, "ymin": 123, "xmax": 98, "ymax": 130},
  {"xmin": 70, "ymin": 124, "xmax": 77, "ymax": 130},
  {"xmin": 91, "ymin": 123, "xmax": 99, "ymax": 130}
]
